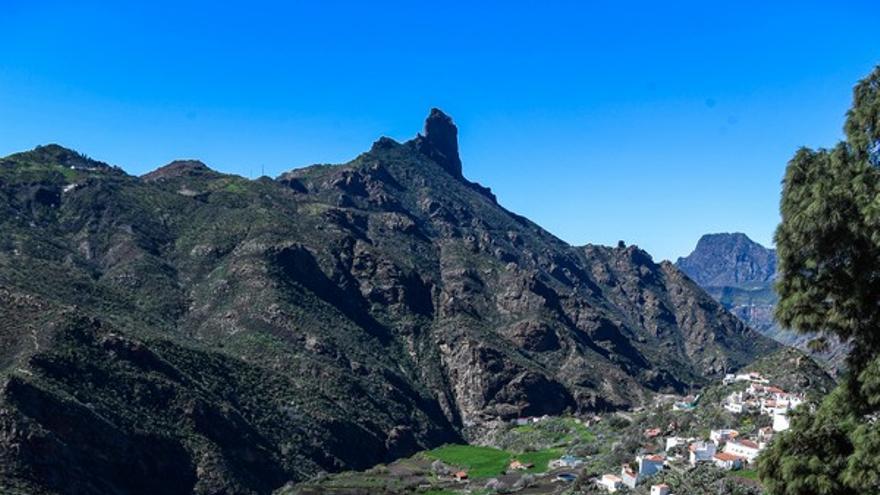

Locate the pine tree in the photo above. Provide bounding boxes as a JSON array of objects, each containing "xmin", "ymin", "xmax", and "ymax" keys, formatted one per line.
[{"xmin": 759, "ymin": 66, "xmax": 880, "ymax": 494}]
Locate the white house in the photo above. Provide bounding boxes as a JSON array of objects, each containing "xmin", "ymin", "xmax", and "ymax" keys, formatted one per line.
[
  {"xmin": 689, "ymin": 441, "xmax": 716, "ymax": 466},
  {"xmin": 713, "ymin": 452, "xmax": 745, "ymax": 470},
  {"xmin": 775, "ymin": 394, "xmax": 803, "ymax": 412},
  {"xmin": 549, "ymin": 455, "xmax": 583, "ymax": 469},
  {"xmin": 724, "ymin": 391, "xmax": 752, "ymax": 414},
  {"xmin": 598, "ymin": 474, "xmax": 623, "ymax": 493},
  {"xmin": 773, "ymin": 413, "xmax": 791, "ymax": 432},
  {"xmin": 620, "ymin": 465, "xmax": 639, "ymax": 489},
  {"xmin": 761, "ymin": 399, "xmax": 780, "ymax": 416},
  {"xmin": 637, "ymin": 454, "xmax": 665, "ymax": 478},
  {"xmin": 724, "ymin": 439, "xmax": 762, "ymax": 463},
  {"xmin": 710, "ymin": 429, "xmax": 739, "ymax": 446},
  {"xmin": 651, "ymin": 484, "xmax": 671, "ymax": 495}
]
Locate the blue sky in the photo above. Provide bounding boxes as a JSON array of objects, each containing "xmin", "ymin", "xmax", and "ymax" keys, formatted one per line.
[{"xmin": 2, "ymin": 1, "xmax": 878, "ymax": 260}]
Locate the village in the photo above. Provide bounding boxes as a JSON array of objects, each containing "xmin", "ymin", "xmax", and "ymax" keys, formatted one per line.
[
  {"xmin": 287, "ymin": 359, "xmax": 823, "ymax": 495},
  {"xmin": 594, "ymin": 371, "xmax": 803, "ymax": 494}
]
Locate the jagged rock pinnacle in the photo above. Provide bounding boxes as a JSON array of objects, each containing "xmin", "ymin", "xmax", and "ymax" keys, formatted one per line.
[{"xmin": 419, "ymin": 108, "xmax": 462, "ymax": 178}]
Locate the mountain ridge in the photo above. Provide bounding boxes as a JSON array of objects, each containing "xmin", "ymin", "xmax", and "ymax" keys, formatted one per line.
[{"xmin": 0, "ymin": 110, "xmax": 778, "ymax": 494}]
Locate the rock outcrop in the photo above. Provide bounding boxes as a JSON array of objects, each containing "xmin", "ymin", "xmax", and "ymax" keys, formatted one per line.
[{"xmin": 417, "ymin": 108, "xmax": 463, "ymax": 178}]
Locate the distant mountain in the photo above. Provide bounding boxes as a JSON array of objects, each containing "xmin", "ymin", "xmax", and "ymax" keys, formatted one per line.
[
  {"xmin": 675, "ymin": 233, "xmax": 776, "ymax": 288},
  {"xmin": 0, "ymin": 112, "xmax": 777, "ymax": 494},
  {"xmin": 676, "ymin": 233, "xmax": 847, "ymax": 371}
]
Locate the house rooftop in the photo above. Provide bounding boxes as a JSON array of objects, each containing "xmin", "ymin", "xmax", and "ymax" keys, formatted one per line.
[
  {"xmin": 715, "ymin": 452, "xmax": 746, "ymax": 461},
  {"xmin": 732, "ymin": 439, "xmax": 760, "ymax": 449}
]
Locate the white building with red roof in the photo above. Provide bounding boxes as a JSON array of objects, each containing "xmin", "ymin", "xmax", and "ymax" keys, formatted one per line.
[
  {"xmin": 724, "ymin": 439, "xmax": 762, "ymax": 463},
  {"xmin": 713, "ymin": 452, "xmax": 745, "ymax": 470}
]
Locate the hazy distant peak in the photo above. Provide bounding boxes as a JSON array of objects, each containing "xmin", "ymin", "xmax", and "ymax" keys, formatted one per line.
[{"xmin": 676, "ymin": 232, "xmax": 776, "ymax": 287}]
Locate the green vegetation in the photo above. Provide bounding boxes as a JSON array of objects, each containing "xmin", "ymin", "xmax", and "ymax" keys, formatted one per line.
[
  {"xmin": 424, "ymin": 443, "xmax": 562, "ymax": 478},
  {"xmin": 758, "ymin": 65, "xmax": 880, "ymax": 495},
  {"xmin": 496, "ymin": 416, "xmax": 595, "ymax": 452},
  {"xmin": 425, "ymin": 445, "xmax": 512, "ymax": 478},
  {"xmin": 516, "ymin": 449, "xmax": 563, "ymax": 473},
  {"xmin": 734, "ymin": 469, "xmax": 759, "ymax": 481}
]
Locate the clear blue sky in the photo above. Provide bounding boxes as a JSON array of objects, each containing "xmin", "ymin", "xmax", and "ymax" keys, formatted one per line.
[{"xmin": 2, "ymin": 1, "xmax": 878, "ymax": 260}]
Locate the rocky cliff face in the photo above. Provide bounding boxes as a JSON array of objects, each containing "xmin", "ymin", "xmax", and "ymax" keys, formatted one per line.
[
  {"xmin": 676, "ymin": 233, "xmax": 846, "ymax": 371},
  {"xmin": 0, "ymin": 113, "xmax": 777, "ymax": 494},
  {"xmin": 675, "ymin": 233, "xmax": 776, "ymax": 288}
]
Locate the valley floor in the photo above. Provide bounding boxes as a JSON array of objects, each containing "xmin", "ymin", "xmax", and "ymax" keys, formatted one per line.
[{"xmin": 280, "ymin": 360, "xmax": 828, "ymax": 495}]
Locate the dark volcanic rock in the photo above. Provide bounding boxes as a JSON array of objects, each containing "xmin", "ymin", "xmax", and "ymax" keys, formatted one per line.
[{"xmin": 417, "ymin": 108, "xmax": 462, "ymax": 178}]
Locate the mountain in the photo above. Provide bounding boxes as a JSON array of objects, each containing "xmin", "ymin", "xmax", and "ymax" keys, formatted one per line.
[
  {"xmin": 676, "ymin": 233, "xmax": 846, "ymax": 370},
  {"xmin": 675, "ymin": 233, "xmax": 776, "ymax": 288},
  {"xmin": 0, "ymin": 112, "xmax": 777, "ymax": 495}
]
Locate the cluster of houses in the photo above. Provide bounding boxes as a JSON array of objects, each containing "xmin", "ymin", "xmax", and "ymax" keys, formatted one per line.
[
  {"xmin": 722, "ymin": 372, "xmax": 804, "ymax": 432},
  {"xmin": 596, "ymin": 372, "xmax": 802, "ymax": 493},
  {"xmin": 673, "ymin": 372, "xmax": 800, "ymax": 474},
  {"xmin": 683, "ymin": 429, "xmax": 765, "ymax": 471},
  {"xmin": 597, "ymin": 427, "xmax": 769, "ymax": 493},
  {"xmin": 597, "ymin": 453, "xmax": 668, "ymax": 493}
]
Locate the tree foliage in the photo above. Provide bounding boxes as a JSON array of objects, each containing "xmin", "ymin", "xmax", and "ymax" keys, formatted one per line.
[{"xmin": 760, "ymin": 66, "xmax": 880, "ymax": 494}]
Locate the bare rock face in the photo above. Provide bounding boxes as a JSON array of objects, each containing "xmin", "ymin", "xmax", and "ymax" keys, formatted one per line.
[
  {"xmin": 0, "ymin": 112, "xmax": 779, "ymax": 494},
  {"xmin": 676, "ymin": 233, "xmax": 776, "ymax": 287},
  {"xmin": 502, "ymin": 320, "xmax": 560, "ymax": 352},
  {"xmin": 417, "ymin": 108, "xmax": 463, "ymax": 178}
]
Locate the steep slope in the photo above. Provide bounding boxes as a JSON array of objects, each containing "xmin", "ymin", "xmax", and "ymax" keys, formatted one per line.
[
  {"xmin": 0, "ymin": 113, "xmax": 777, "ymax": 494},
  {"xmin": 676, "ymin": 233, "xmax": 847, "ymax": 370}
]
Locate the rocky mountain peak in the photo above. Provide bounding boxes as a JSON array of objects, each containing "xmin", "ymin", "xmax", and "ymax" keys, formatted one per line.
[
  {"xmin": 141, "ymin": 159, "xmax": 215, "ymax": 182},
  {"xmin": 417, "ymin": 108, "xmax": 462, "ymax": 178},
  {"xmin": 676, "ymin": 232, "xmax": 776, "ymax": 287}
]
